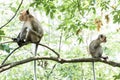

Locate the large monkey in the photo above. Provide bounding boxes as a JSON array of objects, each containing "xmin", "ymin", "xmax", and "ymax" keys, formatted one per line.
[
  {"xmin": 17, "ymin": 10, "xmax": 43, "ymax": 80},
  {"xmin": 18, "ymin": 10, "xmax": 43, "ymax": 45},
  {"xmin": 89, "ymin": 34, "xmax": 108, "ymax": 80},
  {"xmin": 1, "ymin": 10, "xmax": 43, "ymax": 80}
]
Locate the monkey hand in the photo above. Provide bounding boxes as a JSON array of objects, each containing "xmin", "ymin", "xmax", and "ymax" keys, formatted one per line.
[
  {"xmin": 12, "ymin": 37, "xmax": 27, "ymax": 47},
  {"xmin": 12, "ymin": 38, "xmax": 18, "ymax": 42}
]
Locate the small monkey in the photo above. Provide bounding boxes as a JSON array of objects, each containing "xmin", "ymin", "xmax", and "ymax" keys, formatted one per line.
[
  {"xmin": 89, "ymin": 34, "xmax": 108, "ymax": 59},
  {"xmin": 17, "ymin": 10, "xmax": 43, "ymax": 80},
  {"xmin": 89, "ymin": 34, "xmax": 108, "ymax": 80}
]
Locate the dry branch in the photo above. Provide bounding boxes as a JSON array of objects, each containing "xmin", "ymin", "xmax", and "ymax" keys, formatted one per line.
[{"xmin": 0, "ymin": 56, "xmax": 120, "ymax": 73}]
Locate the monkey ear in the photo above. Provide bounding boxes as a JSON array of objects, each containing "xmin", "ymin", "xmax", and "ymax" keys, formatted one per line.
[{"xmin": 26, "ymin": 9, "xmax": 29, "ymax": 14}]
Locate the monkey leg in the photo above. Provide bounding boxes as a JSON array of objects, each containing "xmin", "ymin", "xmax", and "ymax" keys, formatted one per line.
[
  {"xmin": 101, "ymin": 56, "xmax": 108, "ymax": 61},
  {"xmin": 1, "ymin": 46, "xmax": 21, "ymax": 65},
  {"xmin": 25, "ymin": 28, "xmax": 41, "ymax": 43},
  {"xmin": 26, "ymin": 28, "xmax": 43, "ymax": 41}
]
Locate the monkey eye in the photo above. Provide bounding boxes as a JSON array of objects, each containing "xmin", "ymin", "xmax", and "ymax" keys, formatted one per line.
[{"xmin": 100, "ymin": 34, "xmax": 103, "ymax": 38}]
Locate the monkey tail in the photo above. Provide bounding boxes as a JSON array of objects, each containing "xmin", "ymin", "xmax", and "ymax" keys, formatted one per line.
[
  {"xmin": 34, "ymin": 43, "xmax": 39, "ymax": 80},
  {"xmin": 92, "ymin": 62, "xmax": 96, "ymax": 80}
]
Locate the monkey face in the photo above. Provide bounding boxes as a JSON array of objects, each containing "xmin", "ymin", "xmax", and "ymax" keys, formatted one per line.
[
  {"xmin": 19, "ymin": 10, "xmax": 28, "ymax": 21},
  {"xmin": 99, "ymin": 34, "xmax": 107, "ymax": 43},
  {"xmin": 102, "ymin": 37, "xmax": 106, "ymax": 42}
]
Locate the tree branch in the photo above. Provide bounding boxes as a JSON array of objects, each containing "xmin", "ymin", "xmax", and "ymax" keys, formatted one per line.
[
  {"xmin": 0, "ymin": 56, "xmax": 120, "ymax": 73},
  {"xmin": 38, "ymin": 43, "xmax": 60, "ymax": 57},
  {"xmin": 0, "ymin": 0, "xmax": 23, "ymax": 29}
]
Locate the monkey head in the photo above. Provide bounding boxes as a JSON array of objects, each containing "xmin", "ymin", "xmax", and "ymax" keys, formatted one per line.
[
  {"xmin": 98, "ymin": 34, "xmax": 107, "ymax": 43},
  {"xmin": 19, "ymin": 9, "xmax": 30, "ymax": 21}
]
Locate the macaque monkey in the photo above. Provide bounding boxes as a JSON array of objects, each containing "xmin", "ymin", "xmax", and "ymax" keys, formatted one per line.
[
  {"xmin": 18, "ymin": 10, "xmax": 43, "ymax": 80},
  {"xmin": 1, "ymin": 10, "xmax": 43, "ymax": 80},
  {"xmin": 1, "ymin": 9, "xmax": 58, "ymax": 79},
  {"xmin": 18, "ymin": 10, "xmax": 43, "ymax": 46},
  {"xmin": 89, "ymin": 34, "xmax": 108, "ymax": 80}
]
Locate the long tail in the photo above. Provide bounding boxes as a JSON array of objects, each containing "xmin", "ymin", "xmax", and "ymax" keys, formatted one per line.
[
  {"xmin": 1, "ymin": 46, "xmax": 21, "ymax": 65},
  {"xmin": 92, "ymin": 62, "xmax": 96, "ymax": 80},
  {"xmin": 34, "ymin": 44, "xmax": 38, "ymax": 80}
]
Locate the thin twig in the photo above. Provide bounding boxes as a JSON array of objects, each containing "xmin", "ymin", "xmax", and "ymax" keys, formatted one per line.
[
  {"xmin": 0, "ymin": 0, "xmax": 23, "ymax": 29},
  {"xmin": 0, "ymin": 35, "xmax": 13, "ymax": 39},
  {"xmin": 1, "ymin": 46, "xmax": 22, "ymax": 65},
  {"xmin": 38, "ymin": 43, "xmax": 60, "ymax": 58},
  {"xmin": 47, "ymin": 64, "xmax": 56, "ymax": 79},
  {"xmin": 47, "ymin": 33, "xmax": 63, "ymax": 79},
  {"xmin": 0, "ymin": 41, "xmax": 14, "ymax": 44}
]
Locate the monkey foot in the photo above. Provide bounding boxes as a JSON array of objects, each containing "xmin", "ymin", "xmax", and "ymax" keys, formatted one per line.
[{"xmin": 102, "ymin": 56, "xmax": 108, "ymax": 61}]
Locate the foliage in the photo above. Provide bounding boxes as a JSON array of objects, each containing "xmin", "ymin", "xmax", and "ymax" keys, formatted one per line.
[
  {"xmin": 0, "ymin": 30, "xmax": 11, "ymax": 53},
  {"xmin": 0, "ymin": 0, "xmax": 120, "ymax": 80},
  {"xmin": 113, "ymin": 73, "xmax": 120, "ymax": 80}
]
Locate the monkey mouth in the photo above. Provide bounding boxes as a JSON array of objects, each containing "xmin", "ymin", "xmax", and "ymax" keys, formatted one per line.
[
  {"xmin": 104, "ymin": 37, "xmax": 107, "ymax": 42},
  {"xmin": 103, "ymin": 40, "xmax": 107, "ymax": 42}
]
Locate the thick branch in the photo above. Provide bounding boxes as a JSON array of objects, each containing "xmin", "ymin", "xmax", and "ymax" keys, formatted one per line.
[{"xmin": 0, "ymin": 56, "xmax": 120, "ymax": 73}]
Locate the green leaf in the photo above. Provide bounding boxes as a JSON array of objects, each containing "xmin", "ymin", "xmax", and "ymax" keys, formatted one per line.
[
  {"xmin": 0, "ymin": 30, "xmax": 5, "ymax": 40},
  {"xmin": 0, "ymin": 30, "xmax": 5, "ymax": 35},
  {"xmin": 46, "ymin": 8, "xmax": 50, "ymax": 15},
  {"xmin": 30, "ymin": 2, "xmax": 36, "ymax": 7},
  {"xmin": 77, "ymin": 36, "xmax": 83, "ymax": 44},
  {"xmin": 113, "ymin": 73, "xmax": 120, "ymax": 80},
  {"xmin": 113, "ymin": 10, "xmax": 120, "ymax": 23},
  {"xmin": 50, "ymin": 12, "xmax": 54, "ymax": 19},
  {"xmin": 58, "ymin": 15, "xmax": 61, "ymax": 19},
  {"xmin": 10, "ymin": 7, "xmax": 16, "ymax": 12},
  {"xmin": 0, "ymin": 44, "xmax": 11, "ymax": 53},
  {"xmin": 60, "ymin": 7, "xmax": 65, "ymax": 12}
]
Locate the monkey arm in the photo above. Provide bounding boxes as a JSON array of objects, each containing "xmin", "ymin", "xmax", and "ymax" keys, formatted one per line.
[
  {"xmin": 93, "ymin": 41, "xmax": 100, "ymax": 49},
  {"xmin": 89, "ymin": 41, "xmax": 99, "ymax": 56},
  {"xmin": 31, "ymin": 20, "xmax": 43, "ymax": 35},
  {"xmin": 19, "ymin": 27, "xmax": 28, "ymax": 40},
  {"xmin": 31, "ymin": 21, "xmax": 39, "ymax": 32},
  {"xmin": 26, "ymin": 28, "xmax": 43, "ymax": 39},
  {"xmin": 90, "ymin": 41, "xmax": 98, "ymax": 50}
]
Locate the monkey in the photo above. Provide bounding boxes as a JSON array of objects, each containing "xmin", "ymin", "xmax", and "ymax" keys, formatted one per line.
[
  {"xmin": 89, "ymin": 34, "xmax": 108, "ymax": 80},
  {"xmin": 18, "ymin": 10, "xmax": 43, "ymax": 80},
  {"xmin": 1, "ymin": 9, "xmax": 58, "ymax": 79},
  {"xmin": 1, "ymin": 10, "xmax": 43, "ymax": 80},
  {"xmin": 89, "ymin": 34, "xmax": 108, "ymax": 59},
  {"xmin": 18, "ymin": 9, "xmax": 43, "ymax": 44}
]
